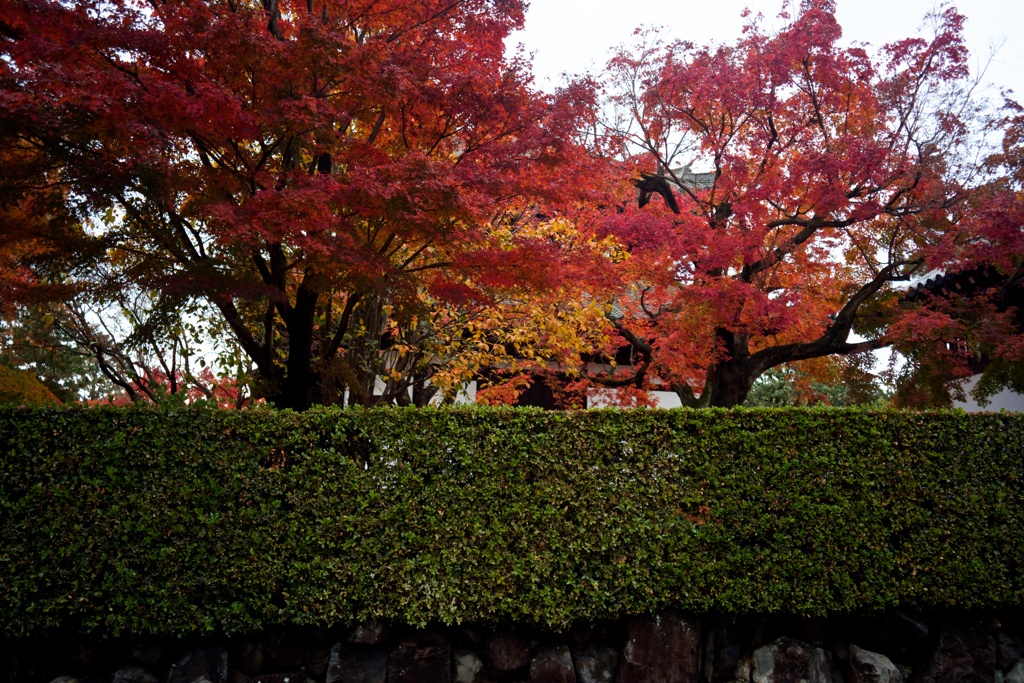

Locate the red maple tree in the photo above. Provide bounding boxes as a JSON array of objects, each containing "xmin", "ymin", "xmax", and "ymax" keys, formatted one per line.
[
  {"xmin": 0, "ymin": 0, "xmax": 600, "ymax": 409},
  {"xmin": 581, "ymin": 1, "xmax": 1008, "ymax": 406}
]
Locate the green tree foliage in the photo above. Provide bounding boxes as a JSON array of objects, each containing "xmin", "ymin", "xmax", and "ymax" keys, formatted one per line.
[
  {"xmin": 1, "ymin": 308, "xmax": 114, "ymax": 402},
  {"xmin": 744, "ymin": 357, "xmax": 890, "ymax": 407}
]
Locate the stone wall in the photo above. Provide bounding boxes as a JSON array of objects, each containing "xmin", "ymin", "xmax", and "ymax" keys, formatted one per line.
[{"xmin": 3, "ymin": 611, "xmax": 1022, "ymax": 683}]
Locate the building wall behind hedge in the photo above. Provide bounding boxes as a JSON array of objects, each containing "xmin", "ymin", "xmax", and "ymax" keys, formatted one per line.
[{"xmin": 0, "ymin": 407, "xmax": 1021, "ymax": 637}]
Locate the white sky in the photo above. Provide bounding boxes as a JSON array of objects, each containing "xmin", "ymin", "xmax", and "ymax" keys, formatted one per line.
[{"xmin": 507, "ymin": 0, "xmax": 1024, "ymax": 101}]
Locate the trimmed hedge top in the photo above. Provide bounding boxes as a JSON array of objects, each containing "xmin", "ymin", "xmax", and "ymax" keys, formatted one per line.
[{"xmin": 1, "ymin": 406, "xmax": 1022, "ymax": 637}]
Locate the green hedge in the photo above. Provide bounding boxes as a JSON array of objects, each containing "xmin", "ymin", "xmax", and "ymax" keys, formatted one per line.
[{"xmin": 0, "ymin": 406, "xmax": 1022, "ymax": 637}]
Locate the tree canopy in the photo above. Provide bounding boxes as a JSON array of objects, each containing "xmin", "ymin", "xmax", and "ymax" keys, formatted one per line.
[
  {"xmin": 1, "ymin": 0, "xmax": 1022, "ymax": 408},
  {"xmin": 575, "ymin": 0, "xmax": 1023, "ymax": 407},
  {"xmin": 1, "ymin": 0, "xmax": 603, "ymax": 409}
]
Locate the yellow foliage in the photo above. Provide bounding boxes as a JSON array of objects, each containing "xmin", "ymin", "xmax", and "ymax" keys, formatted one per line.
[{"xmin": 0, "ymin": 365, "xmax": 62, "ymax": 406}]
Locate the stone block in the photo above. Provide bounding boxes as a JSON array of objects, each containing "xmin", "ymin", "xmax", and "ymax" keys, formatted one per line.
[
  {"xmin": 572, "ymin": 645, "xmax": 618, "ymax": 683},
  {"xmin": 918, "ymin": 623, "xmax": 996, "ymax": 683},
  {"xmin": 327, "ymin": 643, "xmax": 387, "ymax": 683},
  {"xmin": 387, "ymin": 633, "xmax": 450, "ymax": 683},
  {"xmin": 751, "ymin": 637, "xmax": 839, "ymax": 683},
  {"xmin": 486, "ymin": 633, "xmax": 530, "ymax": 676},
  {"xmin": 848, "ymin": 644, "xmax": 903, "ymax": 683},
  {"xmin": 618, "ymin": 612, "xmax": 702, "ymax": 683},
  {"xmin": 167, "ymin": 648, "xmax": 228, "ymax": 683},
  {"xmin": 529, "ymin": 646, "xmax": 573, "ymax": 683},
  {"xmin": 452, "ymin": 650, "xmax": 484, "ymax": 683}
]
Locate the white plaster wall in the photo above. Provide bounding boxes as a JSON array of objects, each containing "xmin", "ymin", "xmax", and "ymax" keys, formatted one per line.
[
  {"xmin": 585, "ymin": 388, "xmax": 683, "ymax": 409},
  {"xmin": 952, "ymin": 374, "xmax": 1024, "ymax": 413}
]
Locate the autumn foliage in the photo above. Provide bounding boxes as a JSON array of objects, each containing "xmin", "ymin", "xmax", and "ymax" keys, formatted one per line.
[
  {"xmin": 0, "ymin": 0, "xmax": 602, "ymax": 409},
  {"xmin": 1, "ymin": 0, "xmax": 1022, "ymax": 408},
  {"xmin": 577, "ymin": 1, "xmax": 1022, "ymax": 407}
]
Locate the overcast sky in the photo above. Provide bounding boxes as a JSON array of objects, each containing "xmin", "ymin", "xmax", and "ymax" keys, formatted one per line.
[{"xmin": 506, "ymin": 0, "xmax": 1024, "ymax": 101}]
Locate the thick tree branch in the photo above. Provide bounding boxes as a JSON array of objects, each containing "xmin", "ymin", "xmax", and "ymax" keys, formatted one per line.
[
  {"xmin": 740, "ymin": 222, "xmax": 821, "ymax": 281},
  {"xmin": 748, "ymin": 260, "xmax": 917, "ymax": 372},
  {"xmin": 325, "ymin": 292, "xmax": 362, "ymax": 358},
  {"xmin": 212, "ymin": 297, "xmax": 270, "ymax": 370}
]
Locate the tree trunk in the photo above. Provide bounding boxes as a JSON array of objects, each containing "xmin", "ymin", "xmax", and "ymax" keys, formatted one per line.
[
  {"xmin": 703, "ymin": 358, "xmax": 760, "ymax": 407},
  {"xmin": 698, "ymin": 329, "xmax": 758, "ymax": 407},
  {"xmin": 271, "ymin": 284, "xmax": 319, "ymax": 411}
]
